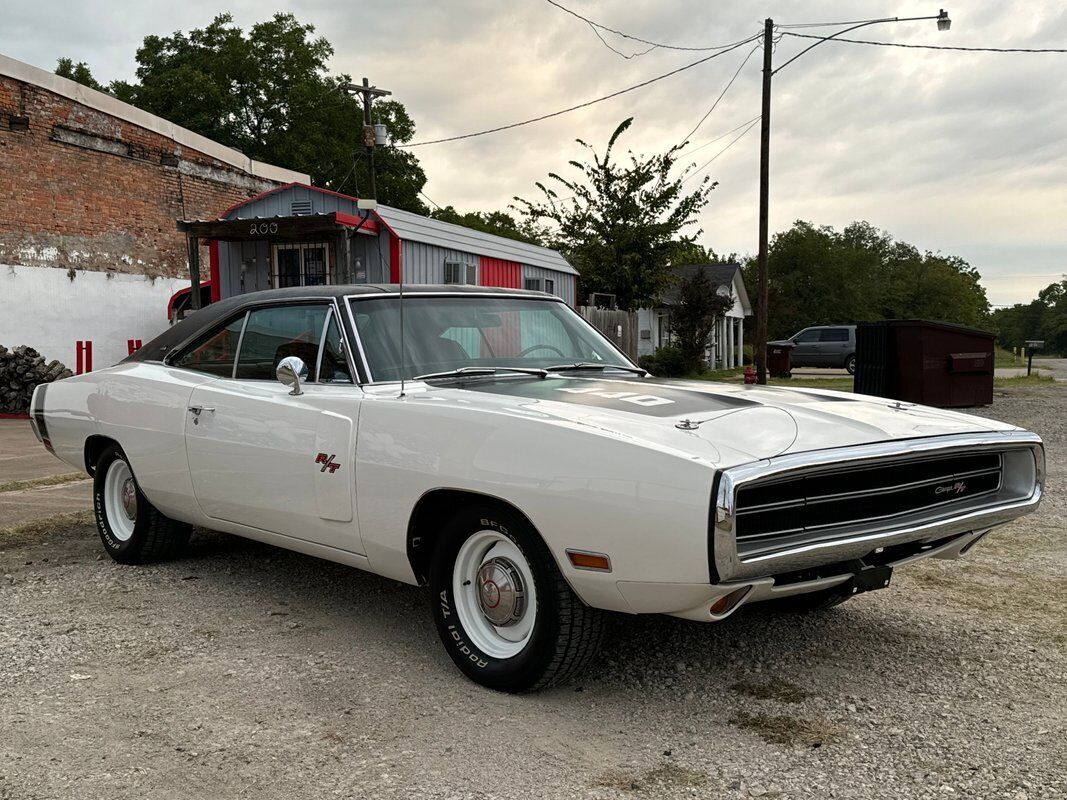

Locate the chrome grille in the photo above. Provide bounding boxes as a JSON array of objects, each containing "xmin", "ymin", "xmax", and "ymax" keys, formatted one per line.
[{"xmin": 734, "ymin": 451, "xmax": 1003, "ymax": 547}]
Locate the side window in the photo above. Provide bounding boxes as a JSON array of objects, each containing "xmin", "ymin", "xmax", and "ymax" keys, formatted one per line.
[
  {"xmin": 820, "ymin": 328, "xmax": 850, "ymax": 342},
  {"xmin": 794, "ymin": 329, "xmax": 820, "ymax": 343},
  {"xmin": 235, "ymin": 305, "xmax": 330, "ymax": 381},
  {"xmin": 173, "ymin": 314, "xmax": 246, "ymax": 376},
  {"xmin": 317, "ymin": 313, "xmax": 353, "ymax": 383}
]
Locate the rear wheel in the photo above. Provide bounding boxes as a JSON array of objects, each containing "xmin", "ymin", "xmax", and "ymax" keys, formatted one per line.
[
  {"xmin": 429, "ymin": 505, "xmax": 604, "ymax": 692},
  {"xmin": 93, "ymin": 445, "xmax": 191, "ymax": 564},
  {"xmin": 845, "ymin": 354, "xmax": 857, "ymax": 375}
]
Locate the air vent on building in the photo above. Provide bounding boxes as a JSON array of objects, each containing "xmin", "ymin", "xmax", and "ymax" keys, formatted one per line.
[{"xmin": 290, "ymin": 200, "xmax": 313, "ymax": 216}]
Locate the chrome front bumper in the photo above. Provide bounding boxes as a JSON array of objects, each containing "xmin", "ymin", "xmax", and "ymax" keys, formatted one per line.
[{"xmin": 712, "ymin": 431, "xmax": 1044, "ymax": 583}]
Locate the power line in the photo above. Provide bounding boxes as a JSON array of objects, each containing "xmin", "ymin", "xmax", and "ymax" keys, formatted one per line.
[
  {"xmin": 419, "ymin": 189, "xmax": 443, "ymax": 211},
  {"xmin": 678, "ymin": 43, "xmax": 760, "ymax": 147},
  {"xmin": 780, "ymin": 31, "xmax": 1067, "ymax": 54},
  {"xmin": 682, "ymin": 116, "xmax": 761, "ymax": 184},
  {"xmin": 544, "ymin": 0, "xmax": 762, "ymax": 53},
  {"xmin": 586, "ymin": 22, "xmax": 658, "ymax": 59},
  {"xmin": 684, "ymin": 116, "xmax": 763, "ymax": 156},
  {"xmin": 400, "ymin": 36, "xmax": 760, "ymax": 147}
]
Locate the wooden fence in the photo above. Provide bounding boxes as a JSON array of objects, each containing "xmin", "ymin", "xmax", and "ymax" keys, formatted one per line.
[{"xmin": 578, "ymin": 307, "xmax": 639, "ymax": 362}]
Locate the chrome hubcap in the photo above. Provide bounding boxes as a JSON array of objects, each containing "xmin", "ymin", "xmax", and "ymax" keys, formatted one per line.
[
  {"xmin": 477, "ymin": 558, "xmax": 526, "ymax": 627},
  {"xmin": 120, "ymin": 478, "xmax": 137, "ymax": 520}
]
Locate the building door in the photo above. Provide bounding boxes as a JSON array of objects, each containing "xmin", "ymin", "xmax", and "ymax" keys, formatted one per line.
[{"xmin": 273, "ymin": 242, "xmax": 332, "ymax": 287}]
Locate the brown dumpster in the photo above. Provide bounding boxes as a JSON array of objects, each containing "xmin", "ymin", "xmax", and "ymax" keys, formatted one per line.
[
  {"xmin": 854, "ymin": 320, "xmax": 994, "ymax": 407},
  {"xmin": 766, "ymin": 342, "xmax": 794, "ymax": 379}
]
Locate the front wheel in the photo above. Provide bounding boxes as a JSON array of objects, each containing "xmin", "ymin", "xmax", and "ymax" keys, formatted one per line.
[
  {"xmin": 93, "ymin": 445, "xmax": 191, "ymax": 564},
  {"xmin": 845, "ymin": 354, "xmax": 857, "ymax": 375},
  {"xmin": 429, "ymin": 505, "xmax": 604, "ymax": 692}
]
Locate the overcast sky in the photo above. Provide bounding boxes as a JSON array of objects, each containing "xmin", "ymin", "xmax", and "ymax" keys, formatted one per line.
[{"xmin": 4, "ymin": 0, "xmax": 1066, "ymax": 306}]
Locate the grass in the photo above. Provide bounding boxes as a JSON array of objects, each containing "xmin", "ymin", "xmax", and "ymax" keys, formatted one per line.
[
  {"xmin": 729, "ymin": 712, "xmax": 837, "ymax": 747},
  {"xmin": 0, "ymin": 472, "xmax": 86, "ymax": 493},
  {"xmin": 0, "ymin": 510, "xmax": 94, "ymax": 550},
  {"xmin": 993, "ymin": 374, "xmax": 1055, "ymax": 388},
  {"xmin": 994, "ymin": 346, "xmax": 1022, "ymax": 368}
]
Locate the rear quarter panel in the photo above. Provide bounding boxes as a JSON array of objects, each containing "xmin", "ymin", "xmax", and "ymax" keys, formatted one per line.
[{"xmin": 42, "ymin": 363, "xmax": 217, "ymax": 522}]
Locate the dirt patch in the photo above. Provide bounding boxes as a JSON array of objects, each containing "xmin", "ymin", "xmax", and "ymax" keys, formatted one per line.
[
  {"xmin": 730, "ymin": 679, "xmax": 810, "ymax": 704},
  {"xmin": 595, "ymin": 762, "xmax": 708, "ymax": 794}
]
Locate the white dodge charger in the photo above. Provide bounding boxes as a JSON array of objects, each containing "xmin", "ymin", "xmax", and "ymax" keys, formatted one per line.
[{"xmin": 30, "ymin": 286, "xmax": 1044, "ymax": 691}]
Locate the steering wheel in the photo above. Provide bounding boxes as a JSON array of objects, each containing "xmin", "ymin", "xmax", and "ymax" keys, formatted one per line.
[{"xmin": 518, "ymin": 344, "xmax": 565, "ymax": 358}]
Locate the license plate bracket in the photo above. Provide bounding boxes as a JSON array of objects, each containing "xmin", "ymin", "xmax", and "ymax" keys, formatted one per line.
[{"xmin": 850, "ymin": 564, "xmax": 893, "ymax": 595}]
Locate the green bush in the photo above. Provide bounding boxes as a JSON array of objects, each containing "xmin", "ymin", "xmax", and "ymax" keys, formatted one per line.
[{"xmin": 639, "ymin": 345, "xmax": 690, "ymax": 377}]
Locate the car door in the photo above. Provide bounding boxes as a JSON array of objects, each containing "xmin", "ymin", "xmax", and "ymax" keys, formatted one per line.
[
  {"xmin": 179, "ymin": 302, "xmax": 366, "ymax": 554},
  {"xmin": 818, "ymin": 327, "xmax": 851, "ymax": 367},
  {"xmin": 790, "ymin": 328, "xmax": 822, "ymax": 367}
]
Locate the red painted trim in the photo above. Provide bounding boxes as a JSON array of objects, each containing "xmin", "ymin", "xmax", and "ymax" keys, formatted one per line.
[
  {"xmin": 389, "ymin": 234, "xmax": 402, "ymax": 283},
  {"xmin": 208, "ymin": 240, "xmax": 221, "ymax": 303},
  {"xmin": 0, "ymin": 412, "xmax": 30, "ymax": 419},
  {"xmin": 76, "ymin": 341, "xmax": 93, "ymax": 374},
  {"xmin": 334, "ymin": 212, "xmax": 379, "ymax": 233}
]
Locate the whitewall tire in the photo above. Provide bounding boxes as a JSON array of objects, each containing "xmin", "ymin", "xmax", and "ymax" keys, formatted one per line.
[
  {"xmin": 92, "ymin": 444, "xmax": 191, "ymax": 564},
  {"xmin": 430, "ymin": 504, "xmax": 604, "ymax": 693}
]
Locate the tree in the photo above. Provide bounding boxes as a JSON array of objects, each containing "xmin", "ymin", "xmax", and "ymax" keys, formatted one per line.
[
  {"xmin": 669, "ymin": 269, "xmax": 734, "ymax": 372},
  {"xmin": 515, "ymin": 118, "xmax": 717, "ymax": 311},
  {"xmin": 63, "ymin": 14, "xmax": 428, "ymax": 212},
  {"xmin": 429, "ymin": 206, "xmax": 546, "ymax": 245},
  {"xmin": 55, "ymin": 58, "xmax": 104, "ymax": 91},
  {"xmin": 743, "ymin": 220, "xmax": 992, "ymax": 340},
  {"xmin": 993, "ymin": 278, "xmax": 1067, "ymax": 356}
]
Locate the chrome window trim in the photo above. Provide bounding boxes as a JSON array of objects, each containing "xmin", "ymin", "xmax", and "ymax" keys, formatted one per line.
[
  {"xmin": 712, "ymin": 430, "xmax": 1044, "ymax": 583},
  {"xmin": 230, "ymin": 311, "xmax": 250, "ymax": 379}
]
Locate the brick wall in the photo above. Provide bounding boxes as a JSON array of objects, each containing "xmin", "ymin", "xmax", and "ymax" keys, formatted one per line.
[{"xmin": 0, "ymin": 73, "xmax": 282, "ymax": 279}]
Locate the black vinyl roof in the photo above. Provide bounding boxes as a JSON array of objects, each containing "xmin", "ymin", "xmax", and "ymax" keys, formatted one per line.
[{"xmin": 126, "ymin": 284, "xmax": 557, "ymax": 364}]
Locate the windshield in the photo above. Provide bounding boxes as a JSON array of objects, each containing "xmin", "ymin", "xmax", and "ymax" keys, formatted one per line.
[{"xmin": 348, "ymin": 296, "xmax": 634, "ymax": 382}]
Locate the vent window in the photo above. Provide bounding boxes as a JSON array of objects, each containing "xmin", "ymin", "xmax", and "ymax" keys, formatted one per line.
[{"xmin": 290, "ymin": 200, "xmax": 313, "ymax": 216}]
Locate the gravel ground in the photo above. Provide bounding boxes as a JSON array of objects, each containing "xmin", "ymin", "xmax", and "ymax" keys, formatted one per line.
[{"xmin": 1, "ymin": 386, "xmax": 1064, "ymax": 800}]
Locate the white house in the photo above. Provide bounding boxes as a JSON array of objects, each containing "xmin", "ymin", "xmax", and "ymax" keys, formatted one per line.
[{"xmin": 636, "ymin": 263, "xmax": 752, "ymax": 368}]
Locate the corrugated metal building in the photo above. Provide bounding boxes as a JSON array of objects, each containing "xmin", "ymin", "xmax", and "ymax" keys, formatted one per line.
[{"xmin": 176, "ymin": 183, "xmax": 577, "ymax": 315}]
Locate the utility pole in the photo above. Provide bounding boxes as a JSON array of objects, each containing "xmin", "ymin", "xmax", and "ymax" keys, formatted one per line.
[
  {"xmin": 755, "ymin": 17, "xmax": 773, "ymax": 385},
  {"xmin": 343, "ymin": 78, "xmax": 391, "ymax": 199}
]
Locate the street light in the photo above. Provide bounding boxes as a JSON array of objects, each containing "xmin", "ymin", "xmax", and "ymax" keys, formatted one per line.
[{"xmin": 752, "ymin": 11, "xmax": 951, "ymax": 384}]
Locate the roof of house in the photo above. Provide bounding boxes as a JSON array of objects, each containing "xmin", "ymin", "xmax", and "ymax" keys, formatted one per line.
[
  {"xmin": 0, "ymin": 52, "xmax": 308, "ymax": 184},
  {"xmin": 221, "ymin": 182, "xmax": 578, "ymax": 276},
  {"xmin": 660, "ymin": 263, "xmax": 747, "ymax": 306}
]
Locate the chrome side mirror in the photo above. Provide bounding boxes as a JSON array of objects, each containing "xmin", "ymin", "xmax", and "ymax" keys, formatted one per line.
[{"xmin": 276, "ymin": 356, "xmax": 308, "ymax": 396}]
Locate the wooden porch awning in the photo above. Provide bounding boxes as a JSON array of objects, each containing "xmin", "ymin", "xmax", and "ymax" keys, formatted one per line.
[{"xmin": 177, "ymin": 212, "xmax": 379, "ymax": 241}]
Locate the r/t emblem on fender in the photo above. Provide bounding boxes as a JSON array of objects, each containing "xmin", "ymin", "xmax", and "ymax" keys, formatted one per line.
[{"xmin": 315, "ymin": 453, "xmax": 341, "ymax": 473}]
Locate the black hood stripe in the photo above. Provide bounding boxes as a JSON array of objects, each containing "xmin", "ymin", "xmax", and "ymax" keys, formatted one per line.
[{"xmin": 460, "ymin": 376, "xmax": 759, "ymax": 418}]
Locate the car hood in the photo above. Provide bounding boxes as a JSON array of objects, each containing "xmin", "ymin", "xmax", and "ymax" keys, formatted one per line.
[{"xmin": 402, "ymin": 375, "xmax": 1017, "ymax": 469}]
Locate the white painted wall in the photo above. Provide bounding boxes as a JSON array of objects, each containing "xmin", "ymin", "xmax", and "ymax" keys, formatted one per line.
[{"xmin": 0, "ymin": 265, "xmax": 185, "ymax": 371}]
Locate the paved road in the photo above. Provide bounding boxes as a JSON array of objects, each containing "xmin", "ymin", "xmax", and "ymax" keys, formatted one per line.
[
  {"xmin": 0, "ymin": 419, "xmax": 92, "ymax": 526},
  {"xmin": 0, "ymin": 419, "xmax": 79, "ymax": 482}
]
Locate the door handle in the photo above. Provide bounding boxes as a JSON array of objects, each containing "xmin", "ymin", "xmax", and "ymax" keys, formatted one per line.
[{"xmin": 188, "ymin": 406, "xmax": 215, "ymax": 416}]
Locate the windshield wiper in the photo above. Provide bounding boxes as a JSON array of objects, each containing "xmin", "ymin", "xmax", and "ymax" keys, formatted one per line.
[
  {"xmin": 547, "ymin": 362, "xmax": 648, "ymax": 376},
  {"xmin": 414, "ymin": 366, "xmax": 549, "ymax": 382}
]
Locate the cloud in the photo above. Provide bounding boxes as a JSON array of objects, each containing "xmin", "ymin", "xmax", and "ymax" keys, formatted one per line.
[{"xmin": 3, "ymin": 0, "xmax": 1065, "ymax": 305}]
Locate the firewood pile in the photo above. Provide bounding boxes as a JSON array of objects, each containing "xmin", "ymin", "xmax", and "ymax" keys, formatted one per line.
[{"xmin": 0, "ymin": 345, "xmax": 73, "ymax": 413}]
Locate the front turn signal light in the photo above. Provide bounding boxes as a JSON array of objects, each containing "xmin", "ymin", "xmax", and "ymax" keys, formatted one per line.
[{"xmin": 566, "ymin": 550, "xmax": 612, "ymax": 572}]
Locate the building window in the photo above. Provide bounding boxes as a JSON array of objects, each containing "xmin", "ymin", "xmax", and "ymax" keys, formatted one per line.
[
  {"xmin": 273, "ymin": 243, "xmax": 331, "ymax": 288},
  {"xmin": 524, "ymin": 278, "xmax": 543, "ymax": 292},
  {"xmin": 544, "ymin": 278, "xmax": 555, "ymax": 295},
  {"xmin": 444, "ymin": 261, "xmax": 477, "ymax": 285}
]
